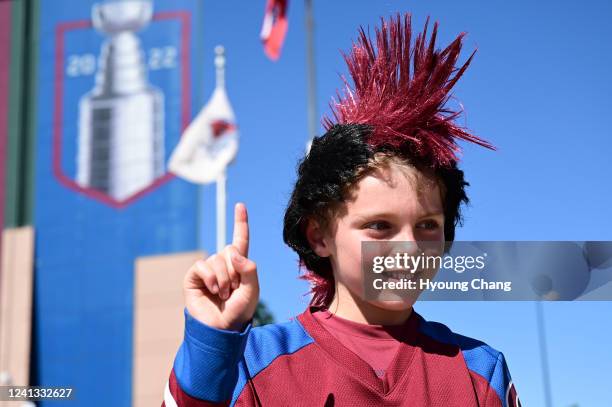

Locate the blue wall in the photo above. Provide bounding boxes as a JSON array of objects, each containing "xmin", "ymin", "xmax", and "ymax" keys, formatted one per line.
[{"xmin": 32, "ymin": 1, "xmax": 203, "ymax": 405}]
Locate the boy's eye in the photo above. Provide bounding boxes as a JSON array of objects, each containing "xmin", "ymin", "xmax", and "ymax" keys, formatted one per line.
[
  {"xmin": 364, "ymin": 221, "xmax": 391, "ymax": 231},
  {"xmin": 416, "ymin": 219, "xmax": 440, "ymax": 230}
]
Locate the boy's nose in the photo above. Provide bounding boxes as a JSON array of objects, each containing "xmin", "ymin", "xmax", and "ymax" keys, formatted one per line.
[
  {"xmin": 393, "ymin": 229, "xmax": 417, "ymax": 245},
  {"xmin": 385, "ymin": 238, "xmax": 420, "ymax": 260}
]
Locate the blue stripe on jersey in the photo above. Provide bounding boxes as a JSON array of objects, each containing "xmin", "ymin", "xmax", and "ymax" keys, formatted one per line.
[
  {"xmin": 230, "ymin": 318, "xmax": 314, "ymax": 406},
  {"xmin": 418, "ymin": 317, "xmax": 511, "ymax": 407}
]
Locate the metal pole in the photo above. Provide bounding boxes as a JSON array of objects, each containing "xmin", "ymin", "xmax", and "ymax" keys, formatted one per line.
[
  {"xmin": 216, "ymin": 170, "xmax": 226, "ymax": 253},
  {"xmin": 536, "ymin": 301, "xmax": 553, "ymax": 407},
  {"xmin": 196, "ymin": 185, "xmax": 203, "ymax": 251},
  {"xmin": 214, "ymin": 46, "xmax": 227, "ymax": 254},
  {"xmin": 304, "ymin": 0, "xmax": 317, "ymax": 153}
]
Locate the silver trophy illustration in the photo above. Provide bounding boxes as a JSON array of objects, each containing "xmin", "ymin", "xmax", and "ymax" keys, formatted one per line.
[{"xmin": 77, "ymin": 0, "xmax": 165, "ymax": 200}]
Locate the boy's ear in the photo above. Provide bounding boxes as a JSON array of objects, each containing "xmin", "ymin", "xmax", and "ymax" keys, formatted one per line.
[{"xmin": 305, "ymin": 219, "xmax": 332, "ymax": 257}]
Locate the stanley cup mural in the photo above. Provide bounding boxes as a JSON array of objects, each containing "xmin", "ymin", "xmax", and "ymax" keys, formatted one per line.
[{"xmin": 77, "ymin": 0, "xmax": 165, "ymax": 201}]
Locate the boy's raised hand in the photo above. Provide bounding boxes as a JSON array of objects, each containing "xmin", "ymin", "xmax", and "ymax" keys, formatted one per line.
[{"xmin": 184, "ymin": 203, "xmax": 260, "ymax": 332}]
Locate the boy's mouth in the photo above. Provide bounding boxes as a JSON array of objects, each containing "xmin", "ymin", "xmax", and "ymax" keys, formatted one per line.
[{"xmin": 381, "ymin": 269, "xmax": 422, "ymax": 281}]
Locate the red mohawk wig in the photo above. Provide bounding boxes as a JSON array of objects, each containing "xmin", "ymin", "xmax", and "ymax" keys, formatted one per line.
[{"xmin": 323, "ymin": 14, "xmax": 495, "ymax": 166}]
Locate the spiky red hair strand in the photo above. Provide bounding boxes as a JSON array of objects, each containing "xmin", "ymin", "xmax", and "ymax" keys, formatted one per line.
[{"xmin": 323, "ymin": 14, "xmax": 495, "ymax": 166}]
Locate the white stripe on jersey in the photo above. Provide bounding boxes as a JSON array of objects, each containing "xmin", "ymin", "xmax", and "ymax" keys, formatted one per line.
[{"xmin": 164, "ymin": 380, "xmax": 179, "ymax": 407}]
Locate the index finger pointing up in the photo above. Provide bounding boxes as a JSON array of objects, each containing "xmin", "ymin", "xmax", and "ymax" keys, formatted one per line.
[{"xmin": 232, "ymin": 202, "xmax": 249, "ymax": 257}]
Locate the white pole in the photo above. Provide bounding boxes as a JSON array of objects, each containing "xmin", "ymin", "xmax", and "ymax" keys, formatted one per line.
[
  {"xmin": 214, "ymin": 45, "xmax": 226, "ymax": 89},
  {"xmin": 214, "ymin": 46, "xmax": 227, "ymax": 254},
  {"xmin": 197, "ymin": 185, "xmax": 204, "ymax": 251},
  {"xmin": 216, "ymin": 170, "xmax": 226, "ymax": 253}
]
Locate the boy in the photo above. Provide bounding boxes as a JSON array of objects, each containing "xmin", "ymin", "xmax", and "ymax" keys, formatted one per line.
[{"xmin": 163, "ymin": 14, "xmax": 520, "ymax": 407}]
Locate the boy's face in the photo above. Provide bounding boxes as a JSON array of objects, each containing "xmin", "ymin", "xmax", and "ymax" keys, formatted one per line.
[{"xmin": 308, "ymin": 163, "xmax": 445, "ymax": 312}]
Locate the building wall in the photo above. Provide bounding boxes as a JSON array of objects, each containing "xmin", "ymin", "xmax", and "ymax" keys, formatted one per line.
[{"xmin": 27, "ymin": 1, "xmax": 205, "ymax": 405}]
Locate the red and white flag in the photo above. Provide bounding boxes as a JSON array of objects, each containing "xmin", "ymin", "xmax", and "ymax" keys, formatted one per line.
[
  {"xmin": 168, "ymin": 48, "xmax": 237, "ymax": 184},
  {"xmin": 260, "ymin": 0, "xmax": 288, "ymax": 61}
]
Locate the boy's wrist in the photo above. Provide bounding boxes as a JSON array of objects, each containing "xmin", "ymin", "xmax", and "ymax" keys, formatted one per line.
[
  {"xmin": 173, "ymin": 308, "xmax": 252, "ymax": 402},
  {"xmin": 184, "ymin": 307, "xmax": 252, "ymax": 349}
]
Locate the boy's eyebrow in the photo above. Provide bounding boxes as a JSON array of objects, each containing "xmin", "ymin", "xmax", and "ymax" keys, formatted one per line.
[
  {"xmin": 352, "ymin": 212, "xmax": 396, "ymax": 221},
  {"xmin": 352, "ymin": 210, "xmax": 444, "ymax": 221},
  {"xmin": 418, "ymin": 211, "xmax": 445, "ymax": 219}
]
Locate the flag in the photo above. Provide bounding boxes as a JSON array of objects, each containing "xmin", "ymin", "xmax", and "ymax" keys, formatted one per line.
[
  {"xmin": 168, "ymin": 48, "xmax": 237, "ymax": 184},
  {"xmin": 260, "ymin": 0, "xmax": 288, "ymax": 61}
]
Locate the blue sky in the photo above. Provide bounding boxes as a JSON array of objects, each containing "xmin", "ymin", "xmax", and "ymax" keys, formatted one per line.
[{"xmin": 194, "ymin": 1, "xmax": 612, "ymax": 406}]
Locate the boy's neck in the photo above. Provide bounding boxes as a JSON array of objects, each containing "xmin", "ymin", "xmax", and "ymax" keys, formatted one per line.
[{"xmin": 326, "ymin": 285, "xmax": 413, "ymax": 326}]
